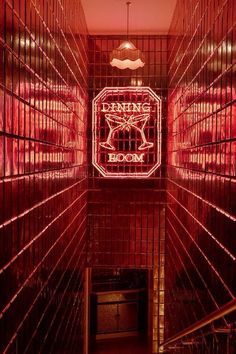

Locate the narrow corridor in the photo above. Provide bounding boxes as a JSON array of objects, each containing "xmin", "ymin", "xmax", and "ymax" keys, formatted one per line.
[{"xmin": 0, "ymin": 0, "xmax": 235, "ymax": 353}]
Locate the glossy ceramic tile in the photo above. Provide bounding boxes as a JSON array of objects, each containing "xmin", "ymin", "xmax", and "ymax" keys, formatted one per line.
[
  {"xmin": 0, "ymin": 0, "xmax": 88, "ymax": 352},
  {"xmin": 166, "ymin": 0, "xmax": 236, "ymax": 349}
]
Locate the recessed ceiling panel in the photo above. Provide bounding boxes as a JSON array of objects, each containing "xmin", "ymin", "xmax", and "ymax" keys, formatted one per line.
[{"xmin": 81, "ymin": 0, "xmax": 177, "ymax": 35}]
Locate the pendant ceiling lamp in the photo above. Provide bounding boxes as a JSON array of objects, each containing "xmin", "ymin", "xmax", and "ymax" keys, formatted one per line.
[{"xmin": 110, "ymin": 2, "xmax": 145, "ymax": 70}]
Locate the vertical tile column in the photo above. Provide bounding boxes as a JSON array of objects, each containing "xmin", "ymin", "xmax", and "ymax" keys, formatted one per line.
[{"xmin": 153, "ymin": 207, "xmax": 165, "ymax": 353}]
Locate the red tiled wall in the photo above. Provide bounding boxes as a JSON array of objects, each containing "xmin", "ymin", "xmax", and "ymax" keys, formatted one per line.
[
  {"xmin": 0, "ymin": 0, "xmax": 88, "ymax": 352},
  {"xmin": 166, "ymin": 0, "xmax": 236, "ymax": 341},
  {"xmin": 88, "ymin": 36, "xmax": 168, "ymax": 269},
  {"xmin": 88, "ymin": 180, "xmax": 165, "ymax": 268}
]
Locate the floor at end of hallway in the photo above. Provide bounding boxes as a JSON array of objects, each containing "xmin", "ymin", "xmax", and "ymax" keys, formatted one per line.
[{"xmin": 90, "ymin": 335, "xmax": 152, "ymax": 354}]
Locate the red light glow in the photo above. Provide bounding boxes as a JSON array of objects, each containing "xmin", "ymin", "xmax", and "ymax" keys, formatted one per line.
[{"xmin": 92, "ymin": 87, "xmax": 162, "ymax": 178}]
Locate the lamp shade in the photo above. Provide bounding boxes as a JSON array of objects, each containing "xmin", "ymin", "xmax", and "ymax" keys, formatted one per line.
[{"xmin": 110, "ymin": 40, "xmax": 145, "ymax": 70}]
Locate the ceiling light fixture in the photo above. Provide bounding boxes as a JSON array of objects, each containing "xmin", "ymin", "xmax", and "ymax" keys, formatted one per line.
[{"xmin": 110, "ymin": 2, "xmax": 145, "ymax": 70}]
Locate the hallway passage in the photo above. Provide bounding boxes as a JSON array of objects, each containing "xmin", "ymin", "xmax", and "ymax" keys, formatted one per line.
[{"xmin": 0, "ymin": 0, "xmax": 235, "ymax": 353}]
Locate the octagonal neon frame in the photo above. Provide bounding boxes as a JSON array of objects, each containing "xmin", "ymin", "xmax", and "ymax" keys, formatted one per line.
[{"xmin": 92, "ymin": 87, "xmax": 162, "ymax": 178}]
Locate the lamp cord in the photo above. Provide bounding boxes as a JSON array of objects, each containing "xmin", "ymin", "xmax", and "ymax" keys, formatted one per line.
[{"xmin": 126, "ymin": 2, "xmax": 131, "ymax": 40}]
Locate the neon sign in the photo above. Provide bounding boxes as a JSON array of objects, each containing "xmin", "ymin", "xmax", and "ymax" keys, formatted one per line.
[{"xmin": 92, "ymin": 87, "xmax": 161, "ymax": 178}]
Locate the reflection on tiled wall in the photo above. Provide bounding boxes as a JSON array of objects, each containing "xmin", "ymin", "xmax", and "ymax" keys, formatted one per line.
[
  {"xmin": 166, "ymin": 0, "xmax": 236, "ymax": 350},
  {"xmin": 0, "ymin": 0, "xmax": 88, "ymax": 352}
]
